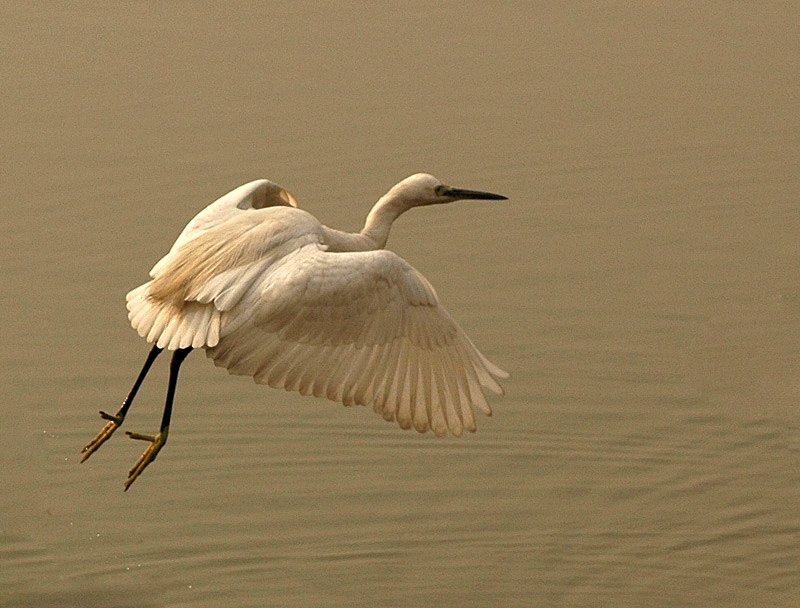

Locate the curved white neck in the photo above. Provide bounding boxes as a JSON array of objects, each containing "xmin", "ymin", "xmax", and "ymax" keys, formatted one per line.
[
  {"xmin": 360, "ymin": 193, "xmax": 415, "ymax": 249},
  {"xmin": 321, "ymin": 192, "xmax": 415, "ymax": 252}
]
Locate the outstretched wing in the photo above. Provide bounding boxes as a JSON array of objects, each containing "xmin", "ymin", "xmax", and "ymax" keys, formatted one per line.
[
  {"xmin": 150, "ymin": 179, "xmax": 299, "ymax": 278},
  {"xmin": 207, "ymin": 245, "xmax": 509, "ymax": 437}
]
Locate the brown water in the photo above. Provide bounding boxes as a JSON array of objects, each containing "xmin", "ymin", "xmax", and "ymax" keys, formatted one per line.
[{"xmin": 2, "ymin": 3, "xmax": 798, "ymax": 606}]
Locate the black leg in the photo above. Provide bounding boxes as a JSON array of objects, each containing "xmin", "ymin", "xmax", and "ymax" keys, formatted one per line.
[
  {"xmin": 124, "ymin": 347, "xmax": 192, "ymax": 490},
  {"xmin": 81, "ymin": 344, "xmax": 163, "ymax": 462},
  {"xmin": 159, "ymin": 347, "xmax": 191, "ymax": 433}
]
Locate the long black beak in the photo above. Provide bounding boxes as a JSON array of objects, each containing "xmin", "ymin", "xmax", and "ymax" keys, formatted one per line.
[{"xmin": 446, "ymin": 187, "xmax": 508, "ymax": 201}]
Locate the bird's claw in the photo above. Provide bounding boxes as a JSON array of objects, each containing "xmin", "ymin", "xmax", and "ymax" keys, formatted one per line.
[
  {"xmin": 124, "ymin": 428, "xmax": 168, "ymax": 491},
  {"xmin": 81, "ymin": 410, "xmax": 125, "ymax": 462}
]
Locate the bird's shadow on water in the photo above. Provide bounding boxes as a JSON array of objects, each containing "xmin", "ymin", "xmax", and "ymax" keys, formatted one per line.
[{"xmin": 0, "ymin": 591, "xmax": 160, "ymax": 608}]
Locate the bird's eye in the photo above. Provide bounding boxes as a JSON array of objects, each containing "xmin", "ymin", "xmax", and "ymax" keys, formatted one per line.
[{"xmin": 434, "ymin": 185, "xmax": 448, "ymax": 196}]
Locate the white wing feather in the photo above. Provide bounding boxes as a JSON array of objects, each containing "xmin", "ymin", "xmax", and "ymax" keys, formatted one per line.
[
  {"xmin": 150, "ymin": 179, "xmax": 298, "ymax": 278},
  {"xmin": 206, "ymin": 245, "xmax": 508, "ymax": 436},
  {"xmin": 127, "ymin": 205, "xmax": 320, "ymax": 351}
]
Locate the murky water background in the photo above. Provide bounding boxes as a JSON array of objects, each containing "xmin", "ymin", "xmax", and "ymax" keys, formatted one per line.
[{"xmin": 2, "ymin": 2, "xmax": 798, "ymax": 606}]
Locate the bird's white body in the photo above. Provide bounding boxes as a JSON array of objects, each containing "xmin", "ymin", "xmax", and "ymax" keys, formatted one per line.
[{"xmin": 125, "ymin": 175, "xmax": 508, "ymax": 438}]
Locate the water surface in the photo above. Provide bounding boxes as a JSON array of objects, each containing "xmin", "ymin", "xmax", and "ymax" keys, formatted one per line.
[{"xmin": 1, "ymin": 2, "xmax": 798, "ymax": 606}]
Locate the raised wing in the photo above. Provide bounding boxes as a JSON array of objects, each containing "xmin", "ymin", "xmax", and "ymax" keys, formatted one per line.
[
  {"xmin": 150, "ymin": 179, "xmax": 299, "ymax": 278},
  {"xmin": 127, "ymin": 206, "xmax": 321, "ymax": 351},
  {"xmin": 206, "ymin": 245, "xmax": 509, "ymax": 437}
]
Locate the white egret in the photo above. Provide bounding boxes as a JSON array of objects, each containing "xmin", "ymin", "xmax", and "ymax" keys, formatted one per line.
[{"xmin": 81, "ymin": 173, "xmax": 509, "ymax": 489}]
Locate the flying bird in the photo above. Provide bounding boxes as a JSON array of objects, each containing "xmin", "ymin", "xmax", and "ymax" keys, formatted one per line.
[{"xmin": 81, "ymin": 173, "xmax": 509, "ymax": 489}]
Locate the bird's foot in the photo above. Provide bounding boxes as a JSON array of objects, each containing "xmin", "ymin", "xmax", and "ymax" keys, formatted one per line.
[
  {"xmin": 81, "ymin": 411, "xmax": 125, "ymax": 462},
  {"xmin": 124, "ymin": 428, "xmax": 168, "ymax": 491}
]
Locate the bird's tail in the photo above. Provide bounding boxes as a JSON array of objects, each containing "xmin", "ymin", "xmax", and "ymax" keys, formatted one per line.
[{"xmin": 126, "ymin": 282, "xmax": 222, "ymax": 350}]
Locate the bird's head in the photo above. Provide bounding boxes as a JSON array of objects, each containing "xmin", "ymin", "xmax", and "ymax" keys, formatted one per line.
[{"xmin": 389, "ymin": 173, "xmax": 507, "ymax": 208}]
